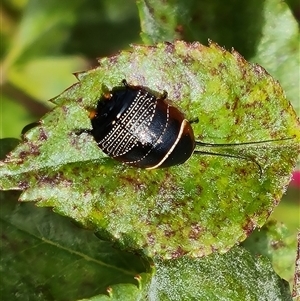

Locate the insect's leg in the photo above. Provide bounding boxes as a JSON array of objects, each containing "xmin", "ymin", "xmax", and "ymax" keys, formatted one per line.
[
  {"xmin": 161, "ymin": 90, "xmax": 168, "ymax": 100},
  {"xmin": 122, "ymin": 79, "xmax": 128, "ymax": 87},
  {"xmin": 188, "ymin": 117, "xmax": 199, "ymax": 124},
  {"xmin": 74, "ymin": 129, "xmax": 92, "ymax": 136}
]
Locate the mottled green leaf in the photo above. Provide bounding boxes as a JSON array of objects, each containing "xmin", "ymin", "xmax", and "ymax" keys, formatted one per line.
[{"xmin": 0, "ymin": 41, "xmax": 299, "ymax": 259}]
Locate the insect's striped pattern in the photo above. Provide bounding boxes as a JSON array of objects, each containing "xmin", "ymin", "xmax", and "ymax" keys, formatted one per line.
[{"xmin": 99, "ymin": 90, "xmax": 157, "ymax": 157}]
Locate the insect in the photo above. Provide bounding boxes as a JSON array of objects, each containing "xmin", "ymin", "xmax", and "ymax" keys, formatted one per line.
[{"xmin": 80, "ymin": 80, "xmax": 289, "ymax": 173}]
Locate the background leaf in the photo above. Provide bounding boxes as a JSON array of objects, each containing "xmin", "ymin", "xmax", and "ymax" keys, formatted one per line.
[
  {"xmin": 1, "ymin": 0, "xmax": 141, "ymax": 137},
  {"xmin": 242, "ymin": 220, "xmax": 297, "ymax": 285},
  {"xmin": 0, "ymin": 190, "xmax": 147, "ymax": 300},
  {"xmin": 148, "ymin": 247, "xmax": 292, "ymax": 301},
  {"xmin": 79, "ymin": 247, "xmax": 292, "ymax": 301}
]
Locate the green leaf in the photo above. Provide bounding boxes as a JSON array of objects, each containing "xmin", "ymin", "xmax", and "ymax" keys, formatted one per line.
[
  {"xmin": 0, "ymin": 191, "xmax": 147, "ymax": 300},
  {"xmin": 251, "ymin": 0, "xmax": 300, "ymax": 111},
  {"xmin": 242, "ymin": 220, "xmax": 297, "ymax": 285},
  {"xmin": 136, "ymin": 0, "xmax": 184, "ymax": 44},
  {"xmin": 147, "ymin": 247, "xmax": 292, "ymax": 301},
  {"xmin": 0, "ymin": 41, "xmax": 299, "ymax": 259},
  {"xmin": 81, "ymin": 247, "xmax": 292, "ymax": 301}
]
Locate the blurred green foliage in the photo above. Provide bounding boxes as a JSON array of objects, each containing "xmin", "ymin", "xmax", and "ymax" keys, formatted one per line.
[{"xmin": 1, "ymin": 0, "xmax": 141, "ymax": 138}]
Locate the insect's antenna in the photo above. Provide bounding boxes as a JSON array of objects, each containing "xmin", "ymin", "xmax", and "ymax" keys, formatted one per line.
[
  {"xmin": 195, "ymin": 137, "xmax": 294, "ymax": 147},
  {"xmin": 193, "ymin": 150, "xmax": 263, "ymax": 177},
  {"xmin": 194, "ymin": 137, "xmax": 294, "ymax": 177},
  {"xmin": 195, "ymin": 137, "xmax": 293, "ymax": 148}
]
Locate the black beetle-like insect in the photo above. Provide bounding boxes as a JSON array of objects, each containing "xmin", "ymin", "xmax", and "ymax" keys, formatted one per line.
[
  {"xmin": 89, "ymin": 80, "xmax": 195, "ymax": 169},
  {"xmin": 80, "ymin": 80, "xmax": 288, "ymax": 172}
]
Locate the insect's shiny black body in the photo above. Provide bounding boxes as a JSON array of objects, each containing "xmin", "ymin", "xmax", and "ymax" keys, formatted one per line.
[{"xmin": 90, "ymin": 82, "xmax": 195, "ymax": 169}]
